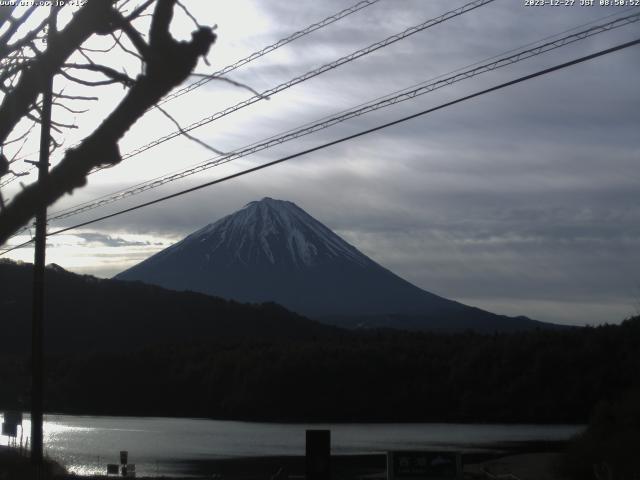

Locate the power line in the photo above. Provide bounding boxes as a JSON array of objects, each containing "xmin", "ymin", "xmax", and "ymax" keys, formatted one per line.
[
  {"xmin": 120, "ymin": 0, "xmax": 497, "ymax": 161},
  {"xmin": 0, "ymin": 0, "xmax": 384, "ymax": 187},
  {"xmin": 4, "ymin": 8, "xmax": 638, "ymax": 243},
  {"xmin": 5, "ymin": 3, "xmax": 637, "ymax": 190},
  {"xmin": 5, "ymin": 10, "xmax": 636, "ymax": 248},
  {"xmin": 44, "ymin": 11, "xmax": 640, "ymax": 223},
  {"xmin": 50, "ymin": 8, "xmax": 640, "ymax": 218},
  {"xmin": 157, "ymin": 0, "xmax": 383, "ymax": 106},
  {"xmin": 3, "ymin": 37, "xmax": 638, "ymax": 256},
  {"xmin": 0, "ymin": 163, "xmax": 35, "ymax": 187},
  {"xmin": 15, "ymin": 0, "xmax": 633, "ymax": 191},
  {"xmin": 373, "ymin": 6, "xmax": 640, "ymax": 106}
]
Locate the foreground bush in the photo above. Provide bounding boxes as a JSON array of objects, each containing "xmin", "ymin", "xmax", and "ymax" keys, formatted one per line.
[{"xmin": 561, "ymin": 390, "xmax": 640, "ymax": 480}]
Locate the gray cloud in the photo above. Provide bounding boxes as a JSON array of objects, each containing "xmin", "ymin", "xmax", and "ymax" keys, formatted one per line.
[
  {"xmin": 74, "ymin": 232, "xmax": 162, "ymax": 248},
  {"xmin": 10, "ymin": 0, "xmax": 638, "ymax": 326}
]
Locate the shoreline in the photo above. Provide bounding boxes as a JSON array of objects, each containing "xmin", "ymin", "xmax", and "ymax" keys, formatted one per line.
[{"xmin": 44, "ymin": 440, "xmax": 568, "ymax": 479}]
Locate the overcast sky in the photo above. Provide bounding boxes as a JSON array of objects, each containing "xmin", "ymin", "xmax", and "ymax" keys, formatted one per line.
[{"xmin": 2, "ymin": 0, "xmax": 639, "ymax": 326}]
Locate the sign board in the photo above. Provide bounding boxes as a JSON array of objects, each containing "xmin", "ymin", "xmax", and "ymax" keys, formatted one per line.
[
  {"xmin": 107, "ymin": 464, "xmax": 119, "ymax": 475},
  {"xmin": 120, "ymin": 451, "xmax": 128, "ymax": 465},
  {"xmin": 306, "ymin": 429, "xmax": 331, "ymax": 480},
  {"xmin": 387, "ymin": 451, "xmax": 462, "ymax": 480},
  {"xmin": 2, "ymin": 422, "xmax": 17, "ymax": 437}
]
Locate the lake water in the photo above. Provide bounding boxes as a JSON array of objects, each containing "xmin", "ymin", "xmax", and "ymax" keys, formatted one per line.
[{"xmin": 0, "ymin": 414, "xmax": 582, "ymax": 477}]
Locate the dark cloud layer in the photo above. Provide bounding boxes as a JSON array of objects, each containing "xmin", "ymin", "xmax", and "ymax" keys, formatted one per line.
[
  {"xmin": 10, "ymin": 0, "xmax": 638, "ymax": 326},
  {"xmin": 75, "ymin": 232, "xmax": 162, "ymax": 248}
]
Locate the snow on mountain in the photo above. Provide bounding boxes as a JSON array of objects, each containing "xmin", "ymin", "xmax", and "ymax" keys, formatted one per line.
[
  {"xmin": 115, "ymin": 198, "xmax": 547, "ymax": 331},
  {"xmin": 174, "ymin": 197, "xmax": 371, "ymax": 268}
]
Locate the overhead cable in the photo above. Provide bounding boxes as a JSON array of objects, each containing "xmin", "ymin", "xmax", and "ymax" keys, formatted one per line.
[
  {"xmin": 0, "ymin": 0, "xmax": 383, "ymax": 187},
  {"xmin": 3, "ymin": 37, "xmax": 638, "ymax": 255},
  {"xmin": 46, "ymin": 12, "xmax": 640, "ymax": 222},
  {"xmin": 157, "ymin": 0, "xmax": 383, "ymax": 106},
  {"xmin": 120, "ymin": 0, "xmax": 497, "ymax": 161}
]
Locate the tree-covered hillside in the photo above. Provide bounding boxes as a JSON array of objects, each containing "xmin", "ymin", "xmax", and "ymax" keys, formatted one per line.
[{"xmin": 2, "ymin": 317, "xmax": 638, "ymax": 423}]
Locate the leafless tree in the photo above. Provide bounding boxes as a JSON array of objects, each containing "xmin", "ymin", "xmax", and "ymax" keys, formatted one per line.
[{"xmin": 0, "ymin": 0, "xmax": 216, "ymax": 244}]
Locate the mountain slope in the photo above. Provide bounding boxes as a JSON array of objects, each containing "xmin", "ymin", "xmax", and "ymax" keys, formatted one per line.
[
  {"xmin": 0, "ymin": 259, "xmax": 338, "ymax": 354},
  {"xmin": 116, "ymin": 198, "xmax": 551, "ymax": 332}
]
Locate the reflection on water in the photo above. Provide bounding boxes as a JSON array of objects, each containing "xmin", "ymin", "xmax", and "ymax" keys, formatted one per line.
[{"xmin": 1, "ymin": 414, "xmax": 583, "ymax": 477}]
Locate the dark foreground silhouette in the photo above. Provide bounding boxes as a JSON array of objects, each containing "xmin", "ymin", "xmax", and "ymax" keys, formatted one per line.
[
  {"xmin": 1, "ymin": 316, "xmax": 638, "ymax": 423},
  {"xmin": 0, "ymin": 259, "xmax": 637, "ymax": 478}
]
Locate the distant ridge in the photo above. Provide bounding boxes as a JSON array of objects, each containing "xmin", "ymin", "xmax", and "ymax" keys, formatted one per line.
[
  {"xmin": 0, "ymin": 259, "xmax": 337, "ymax": 354},
  {"xmin": 116, "ymin": 198, "xmax": 556, "ymax": 332}
]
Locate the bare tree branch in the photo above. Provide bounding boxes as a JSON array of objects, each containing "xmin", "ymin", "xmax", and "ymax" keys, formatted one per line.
[
  {"xmin": 0, "ymin": 0, "xmax": 217, "ymax": 244},
  {"xmin": 114, "ymin": 15, "xmax": 150, "ymax": 59},
  {"xmin": 59, "ymin": 68, "xmax": 125, "ymax": 87},
  {"xmin": 156, "ymin": 104, "xmax": 225, "ymax": 155},
  {"xmin": 49, "ymin": 134, "xmax": 64, "ymax": 155},
  {"xmin": 79, "ymin": 41, "xmax": 119, "ymax": 54},
  {"xmin": 0, "ymin": 13, "xmax": 48, "ymax": 59},
  {"xmin": 53, "ymin": 92, "xmax": 99, "ymax": 101},
  {"xmin": 64, "ymin": 63, "xmax": 136, "ymax": 87},
  {"xmin": 77, "ymin": 47, "xmax": 96, "ymax": 65},
  {"xmin": 0, "ymin": 1, "xmax": 119, "ymax": 145},
  {"xmin": 110, "ymin": 31, "xmax": 145, "ymax": 61},
  {"xmin": 176, "ymin": 0, "xmax": 201, "ymax": 29},
  {"xmin": 0, "ymin": 5, "xmax": 18, "ymax": 31},
  {"xmin": 51, "ymin": 119, "xmax": 77, "ymax": 130},
  {"xmin": 1, "ymin": 121, "xmax": 37, "ymax": 148},
  {"xmin": 8, "ymin": 137, "xmax": 31, "ymax": 165},
  {"xmin": 191, "ymin": 73, "xmax": 269, "ymax": 99},
  {"xmin": 53, "ymin": 102, "xmax": 89, "ymax": 114},
  {"xmin": 0, "ymin": 5, "xmax": 38, "ymax": 55},
  {"xmin": 126, "ymin": 0, "xmax": 156, "ymax": 20},
  {"xmin": 0, "ymin": 153, "xmax": 30, "ymax": 183}
]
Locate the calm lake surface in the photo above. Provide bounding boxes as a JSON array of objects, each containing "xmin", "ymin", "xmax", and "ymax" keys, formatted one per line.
[{"xmin": 1, "ymin": 414, "xmax": 583, "ymax": 477}]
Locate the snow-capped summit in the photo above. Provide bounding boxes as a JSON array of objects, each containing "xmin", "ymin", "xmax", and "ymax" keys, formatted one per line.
[
  {"xmin": 179, "ymin": 197, "xmax": 371, "ymax": 268},
  {"xmin": 116, "ymin": 198, "xmax": 544, "ymax": 331}
]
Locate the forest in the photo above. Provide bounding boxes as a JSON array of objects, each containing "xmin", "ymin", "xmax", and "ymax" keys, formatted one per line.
[{"xmin": 1, "ymin": 315, "xmax": 638, "ymax": 424}]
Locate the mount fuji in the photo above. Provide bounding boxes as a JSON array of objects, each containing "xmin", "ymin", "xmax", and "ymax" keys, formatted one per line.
[{"xmin": 115, "ymin": 198, "xmax": 550, "ymax": 332}]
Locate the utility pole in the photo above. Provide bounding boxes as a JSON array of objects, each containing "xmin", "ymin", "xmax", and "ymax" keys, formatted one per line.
[{"xmin": 31, "ymin": 6, "xmax": 56, "ymax": 470}]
